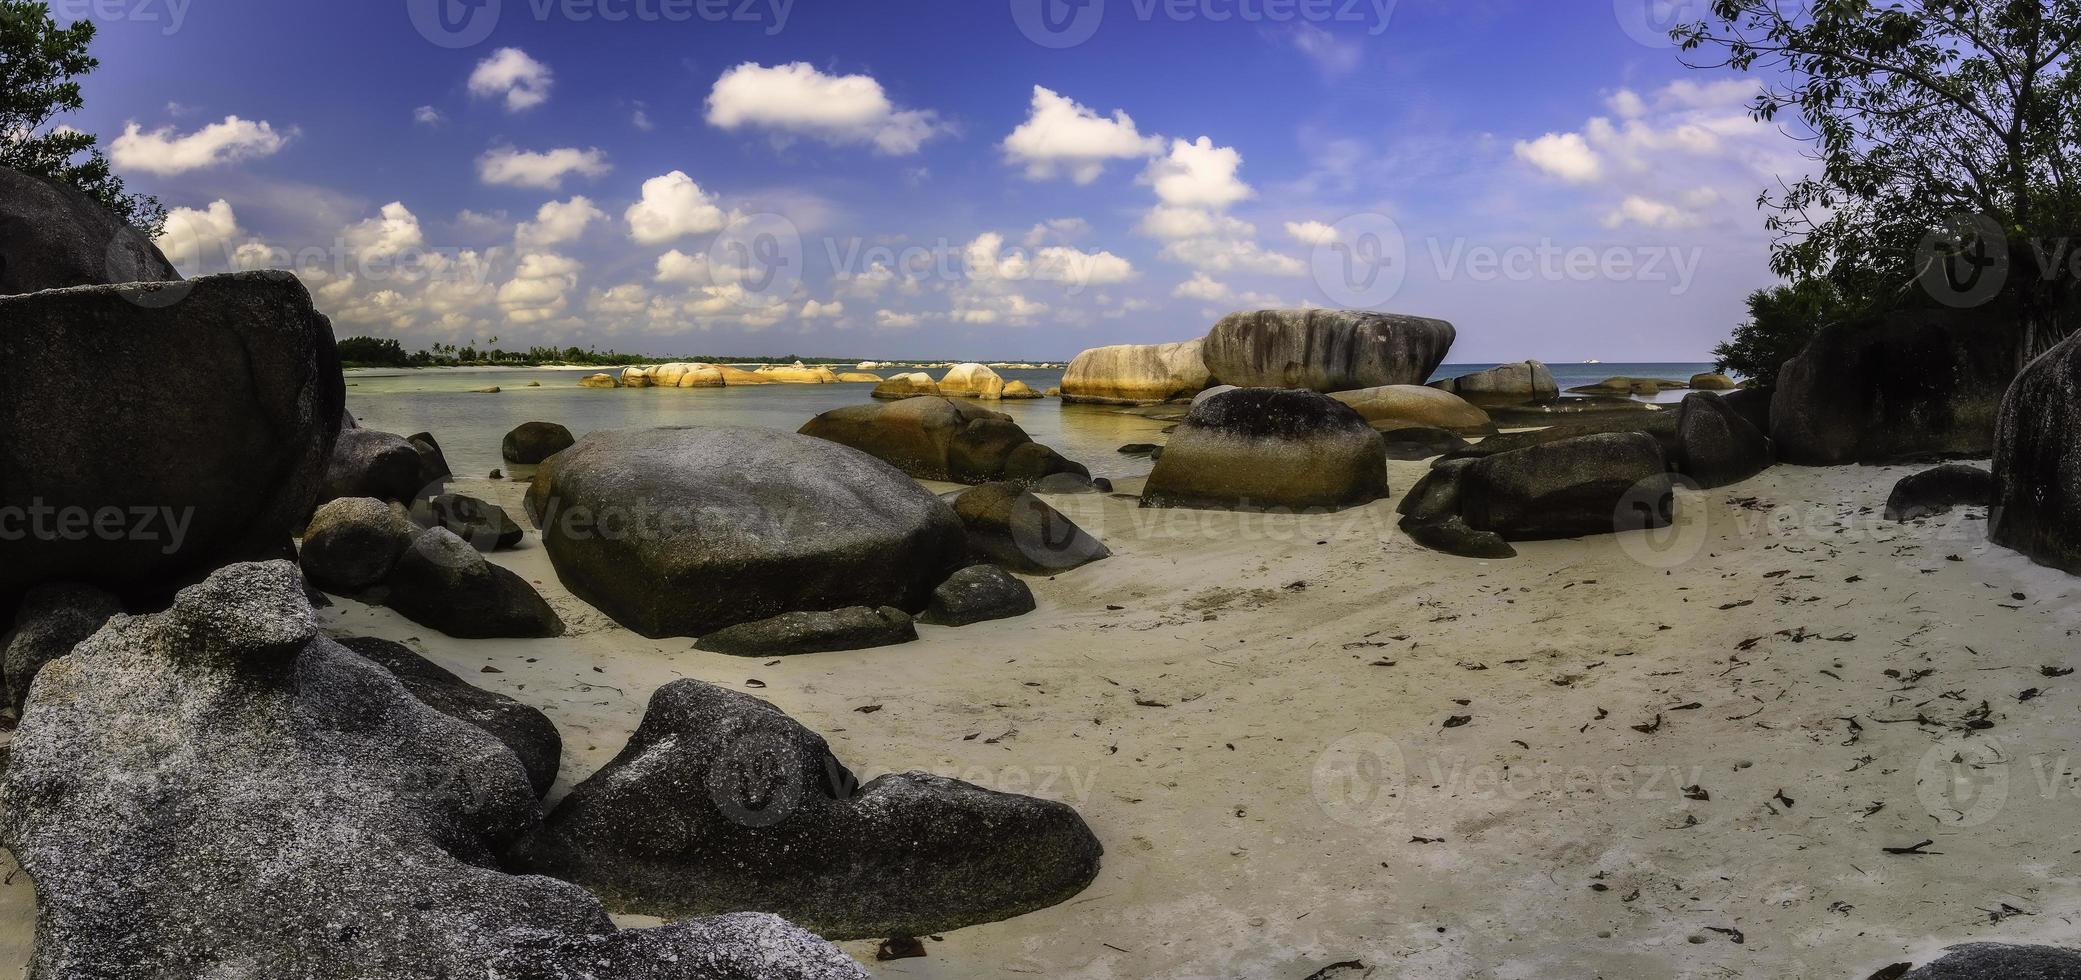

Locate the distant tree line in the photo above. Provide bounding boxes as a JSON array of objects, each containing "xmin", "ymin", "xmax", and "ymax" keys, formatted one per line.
[{"xmin": 335, "ymin": 336, "xmax": 869, "ymax": 370}]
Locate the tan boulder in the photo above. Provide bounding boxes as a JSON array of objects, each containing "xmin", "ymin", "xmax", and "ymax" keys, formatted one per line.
[
  {"xmin": 618, "ymin": 367, "xmax": 655, "ymax": 389},
  {"xmin": 1689, "ymin": 372, "xmax": 1738, "ymax": 391},
  {"xmin": 715, "ymin": 365, "xmax": 780, "ymax": 385},
  {"xmin": 579, "ymin": 373, "xmax": 618, "ymax": 389},
  {"xmin": 938, "ymin": 363, "xmax": 1006, "ymax": 399},
  {"xmin": 1000, "ymin": 380, "xmax": 1042, "ymax": 399},
  {"xmin": 872, "ymin": 372, "xmax": 941, "ymax": 400},
  {"xmin": 1329, "ymin": 385, "xmax": 1495, "ymax": 435},
  {"xmin": 757, "ymin": 365, "xmax": 840, "ymax": 384},
  {"xmin": 1569, "ymin": 376, "xmax": 1689, "ymax": 396},
  {"xmin": 837, "ymin": 372, "xmax": 884, "ymax": 384},
  {"xmin": 1061, "ymin": 340, "xmax": 1211, "ymax": 405}
]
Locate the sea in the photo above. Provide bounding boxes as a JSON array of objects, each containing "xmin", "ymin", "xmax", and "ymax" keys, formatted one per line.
[{"xmin": 345, "ymin": 362, "xmax": 1718, "ymax": 483}]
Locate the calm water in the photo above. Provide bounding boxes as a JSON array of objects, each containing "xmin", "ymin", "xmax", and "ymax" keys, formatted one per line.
[{"xmin": 344, "ymin": 362, "xmax": 1715, "ymax": 482}]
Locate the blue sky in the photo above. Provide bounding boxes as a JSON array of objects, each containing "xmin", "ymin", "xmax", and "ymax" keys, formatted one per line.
[{"xmin": 61, "ymin": 0, "xmax": 1805, "ymax": 361}]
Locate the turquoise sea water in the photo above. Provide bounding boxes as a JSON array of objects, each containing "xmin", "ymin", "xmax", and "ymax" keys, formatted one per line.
[{"xmin": 344, "ymin": 362, "xmax": 1716, "ymax": 483}]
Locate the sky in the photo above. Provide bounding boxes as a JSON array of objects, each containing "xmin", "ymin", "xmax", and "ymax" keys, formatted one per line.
[{"xmin": 58, "ymin": 0, "xmax": 1814, "ymax": 361}]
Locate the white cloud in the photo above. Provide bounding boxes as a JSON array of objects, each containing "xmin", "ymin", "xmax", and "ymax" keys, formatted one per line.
[
  {"xmin": 1606, "ymin": 89, "xmax": 1648, "ymax": 118},
  {"xmin": 1288, "ymin": 24, "xmax": 1362, "ymax": 77},
  {"xmin": 962, "ymin": 232, "xmax": 1135, "ymax": 289},
  {"xmin": 1001, "ymin": 86, "xmax": 1162, "ymax": 184},
  {"xmin": 1285, "ymin": 220, "xmax": 1339, "ymax": 246},
  {"xmin": 1023, "ymin": 217, "xmax": 1091, "ymax": 247},
  {"xmin": 342, "ymin": 202, "xmax": 426, "ymax": 262},
  {"xmin": 801, "ymin": 299, "xmax": 844, "ymax": 319},
  {"xmin": 516, "ymin": 196, "xmax": 605, "ymax": 249},
  {"xmin": 625, "ymin": 171, "xmax": 728, "ymax": 245},
  {"xmin": 654, "ymin": 249, "xmax": 712, "ymax": 285},
  {"xmin": 413, "ymin": 105, "xmax": 446, "ymax": 127},
  {"xmin": 477, "ymin": 146, "xmax": 610, "ymax": 188},
  {"xmin": 1173, "ymin": 272, "xmax": 1231, "ymax": 301},
  {"xmin": 1602, "ymin": 195, "xmax": 1705, "ymax": 229},
  {"xmin": 1142, "ymin": 137, "xmax": 1254, "ymax": 209},
  {"xmin": 1136, "ymin": 206, "xmax": 1254, "ymax": 241},
  {"xmin": 1514, "ymin": 132, "xmax": 1602, "ymax": 183},
  {"xmin": 588, "ymin": 283, "xmax": 652, "ymax": 316},
  {"xmin": 157, "ymin": 199, "xmax": 242, "ymax": 267},
  {"xmin": 469, "ymin": 48, "xmax": 553, "ymax": 113},
  {"xmin": 498, "ymin": 252, "xmax": 582, "ymax": 324},
  {"xmin": 705, "ymin": 62, "xmax": 946, "ymax": 155},
  {"xmin": 109, "ymin": 116, "xmax": 289, "ymax": 175},
  {"xmin": 1159, "ymin": 237, "xmax": 1307, "ymax": 277},
  {"xmin": 876, "ymin": 309, "xmax": 921, "ymax": 330}
]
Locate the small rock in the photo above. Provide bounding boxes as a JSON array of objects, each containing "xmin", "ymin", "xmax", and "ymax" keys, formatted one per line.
[{"xmin": 921, "ymin": 565, "xmax": 1036, "ymax": 627}]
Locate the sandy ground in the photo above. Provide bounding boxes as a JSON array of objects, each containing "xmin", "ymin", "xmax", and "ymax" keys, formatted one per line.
[{"xmin": 7, "ymin": 460, "xmax": 2081, "ymax": 978}]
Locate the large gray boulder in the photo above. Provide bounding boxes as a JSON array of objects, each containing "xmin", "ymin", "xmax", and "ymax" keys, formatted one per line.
[
  {"xmin": 1901, "ymin": 944, "xmax": 2081, "ymax": 978},
  {"xmin": 799, "ymin": 397, "xmax": 1090, "ymax": 487},
  {"xmin": 299, "ymin": 497, "xmax": 420, "ymax": 594},
  {"xmin": 0, "ymin": 272, "xmax": 344, "ymax": 598},
  {"xmin": 334, "ymin": 635, "xmax": 563, "ymax": 795},
  {"xmin": 385, "ymin": 528, "xmax": 563, "ymax": 639},
  {"xmin": 1889, "ymin": 464, "xmax": 1995, "ymax": 522},
  {"xmin": 1404, "ymin": 433, "xmax": 1673, "ymax": 544},
  {"xmin": 504, "ymin": 421, "xmax": 576, "ymax": 464},
  {"xmin": 2, "ymin": 583, "xmax": 121, "ymax": 716},
  {"xmin": 0, "ymin": 165, "xmax": 179, "ymax": 295},
  {"xmin": 320, "ymin": 429, "xmax": 436, "ymax": 506},
  {"xmin": 1773, "ymin": 308, "xmax": 2020, "ymax": 464},
  {"xmin": 1673, "ymin": 391, "xmax": 1773, "ymax": 489},
  {"xmin": 1429, "ymin": 360, "xmax": 1558, "ymax": 402},
  {"xmin": 408, "ymin": 431, "xmax": 453, "ymax": 486},
  {"xmin": 693, "ymin": 606, "xmax": 917, "ymax": 657},
  {"xmin": 948, "ymin": 482, "xmax": 1110, "ymax": 574},
  {"xmin": 1, "ymin": 562, "xmax": 866, "ymax": 980},
  {"xmin": 526, "ymin": 679, "xmax": 1103, "ymax": 941},
  {"xmin": 1992, "ymin": 329, "xmax": 2081, "ymax": 569},
  {"xmin": 1142, "ymin": 387, "xmax": 1388, "ymax": 511},
  {"xmin": 527, "ymin": 427, "xmax": 967, "ymax": 639},
  {"xmin": 1060, "ymin": 340, "xmax": 1212, "ymax": 405},
  {"xmin": 1202, "ymin": 309, "xmax": 1455, "ymax": 392}
]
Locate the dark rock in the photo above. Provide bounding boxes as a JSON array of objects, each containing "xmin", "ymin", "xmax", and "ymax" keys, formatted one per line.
[
  {"xmin": 333, "ymin": 635, "xmax": 562, "ymax": 795},
  {"xmin": 1030, "ymin": 471, "xmax": 1099, "ymax": 494},
  {"xmin": 1428, "ymin": 360, "xmax": 1558, "ymax": 402},
  {"xmin": 1993, "ymin": 329, "xmax": 2081, "ymax": 569},
  {"xmin": 1673, "ymin": 392, "xmax": 1773, "ymax": 489},
  {"xmin": 1142, "ymin": 388, "xmax": 1388, "ymax": 511},
  {"xmin": 504, "ymin": 421, "xmax": 576, "ymax": 464},
  {"xmin": 3, "ymin": 583, "xmax": 121, "ymax": 715},
  {"xmin": 1889, "ymin": 464, "xmax": 1995, "ymax": 522},
  {"xmin": 1901, "ymin": 944, "xmax": 2081, "ymax": 979},
  {"xmin": 1484, "ymin": 396, "xmax": 1668, "ymax": 429},
  {"xmin": 1567, "ymin": 376, "xmax": 1688, "ymax": 396},
  {"xmin": 1202, "ymin": 309, "xmax": 1456, "ymax": 392},
  {"xmin": 0, "ymin": 272, "xmax": 343, "ymax": 599},
  {"xmin": 528, "ymin": 679, "xmax": 1104, "ymax": 941},
  {"xmin": 527, "ymin": 427, "xmax": 966, "ymax": 639},
  {"xmin": 921, "ymin": 565, "xmax": 1036, "ymax": 627},
  {"xmin": 949, "ymin": 482, "xmax": 1110, "ymax": 574},
  {"xmin": 694, "ymin": 606, "xmax": 917, "ymax": 657},
  {"xmin": 408, "ymin": 431, "xmax": 453, "ymax": 486},
  {"xmin": 799, "ymin": 397, "xmax": 1089, "ymax": 487},
  {"xmin": 298, "ymin": 497, "xmax": 420, "ymax": 594},
  {"xmin": 1720, "ymin": 387, "xmax": 1772, "ymax": 436},
  {"xmin": 1410, "ymin": 434, "xmax": 1672, "ymax": 547},
  {"xmin": 322, "ymin": 429, "xmax": 428, "ymax": 506},
  {"xmin": 1773, "ymin": 308, "xmax": 2020, "ymax": 465},
  {"xmin": 0, "ymin": 165, "xmax": 179, "ymax": 295},
  {"xmin": 1118, "ymin": 443, "xmax": 1164, "ymax": 459},
  {"xmin": 411, "ymin": 493, "xmax": 524, "ymax": 551},
  {"xmin": 385, "ymin": 529, "xmax": 563, "ymax": 639},
  {"xmin": 1377, "ymin": 426, "xmax": 1470, "ymax": 461},
  {"xmin": 1, "ymin": 562, "xmax": 865, "ymax": 980},
  {"xmin": 1400, "ymin": 516, "xmax": 1516, "ymax": 560},
  {"xmin": 1443, "ymin": 412, "xmax": 1681, "ymax": 463},
  {"xmin": 1396, "ymin": 458, "xmax": 1474, "ymax": 524}
]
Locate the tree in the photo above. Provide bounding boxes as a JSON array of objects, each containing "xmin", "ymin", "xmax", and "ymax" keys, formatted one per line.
[
  {"xmin": 0, "ymin": 0, "xmax": 163, "ymax": 235},
  {"xmin": 1678, "ymin": 1, "xmax": 2081, "ymax": 359},
  {"xmin": 1714, "ymin": 279, "xmax": 1867, "ymax": 387}
]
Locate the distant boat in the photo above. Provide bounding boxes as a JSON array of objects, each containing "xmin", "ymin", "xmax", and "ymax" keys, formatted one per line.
[{"xmin": 1583, "ymin": 359, "xmax": 1603, "ymax": 364}]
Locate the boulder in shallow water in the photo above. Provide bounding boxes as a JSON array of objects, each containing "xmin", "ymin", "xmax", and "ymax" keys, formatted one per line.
[
  {"xmin": 1329, "ymin": 385, "xmax": 1495, "ymax": 435},
  {"xmin": 1773, "ymin": 308, "xmax": 2020, "ymax": 465},
  {"xmin": 872, "ymin": 372, "xmax": 942, "ymax": 399},
  {"xmin": 1993, "ymin": 329, "xmax": 2081, "ymax": 569},
  {"xmin": 579, "ymin": 373, "xmax": 618, "ymax": 389},
  {"xmin": 298, "ymin": 497, "xmax": 420, "ymax": 594},
  {"xmin": 1, "ymin": 562, "xmax": 865, "ymax": 979},
  {"xmin": 1060, "ymin": 340, "xmax": 1212, "ymax": 405},
  {"xmin": 0, "ymin": 165, "xmax": 180, "ymax": 295},
  {"xmin": 1142, "ymin": 388, "xmax": 1388, "ymax": 511},
  {"xmin": 1568, "ymin": 376, "xmax": 1689, "ymax": 396},
  {"xmin": 694, "ymin": 606, "xmax": 917, "ymax": 657},
  {"xmin": 0, "ymin": 271, "xmax": 343, "ymax": 599},
  {"xmin": 333, "ymin": 635, "xmax": 563, "ymax": 795},
  {"xmin": 410, "ymin": 492, "xmax": 524, "ymax": 551},
  {"xmin": 921, "ymin": 564, "xmax": 1036, "ymax": 627},
  {"xmin": 3, "ymin": 583, "xmax": 121, "ymax": 716},
  {"xmin": 1202, "ymin": 309, "xmax": 1455, "ymax": 392},
  {"xmin": 1673, "ymin": 391, "xmax": 1773, "ymax": 489},
  {"xmin": 799, "ymin": 397, "xmax": 1090, "ymax": 488},
  {"xmin": 1888, "ymin": 464, "xmax": 1994, "ymax": 522},
  {"xmin": 503, "ymin": 421, "xmax": 577, "ymax": 464},
  {"xmin": 321, "ymin": 429, "xmax": 428, "ymax": 506},
  {"xmin": 1689, "ymin": 372, "xmax": 1738, "ymax": 391},
  {"xmin": 528, "ymin": 427, "xmax": 966, "ymax": 638},
  {"xmin": 528, "ymin": 678, "xmax": 1103, "ymax": 941},
  {"xmin": 938, "ymin": 363, "xmax": 1006, "ymax": 399},
  {"xmin": 384, "ymin": 528, "xmax": 563, "ymax": 639},
  {"xmin": 1900, "ymin": 944, "xmax": 2081, "ymax": 979},
  {"xmin": 949, "ymin": 482, "xmax": 1110, "ymax": 574},
  {"xmin": 1429, "ymin": 361, "xmax": 1559, "ymax": 402},
  {"xmin": 1001, "ymin": 379, "xmax": 1043, "ymax": 399}
]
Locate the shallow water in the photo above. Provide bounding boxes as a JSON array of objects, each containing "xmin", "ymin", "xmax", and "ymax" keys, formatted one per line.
[{"xmin": 343, "ymin": 362, "xmax": 1714, "ymax": 483}]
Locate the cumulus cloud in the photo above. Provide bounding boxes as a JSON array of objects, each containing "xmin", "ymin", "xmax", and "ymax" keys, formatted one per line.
[
  {"xmin": 654, "ymin": 249, "xmax": 712, "ymax": 285},
  {"xmin": 801, "ymin": 299, "xmax": 844, "ymax": 319},
  {"xmin": 1287, "ymin": 24, "xmax": 1362, "ymax": 77},
  {"xmin": 110, "ymin": 116, "xmax": 289, "ymax": 175},
  {"xmin": 413, "ymin": 106, "xmax": 446, "ymax": 127},
  {"xmin": 342, "ymin": 202, "xmax": 426, "ymax": 262},
  {"xmin": 625, "ymin": 171, "xmax": 728, "ymax": 245},
  {"xmin": 1173, "ymin": 272, "xmax": 1232, "ymax": 301},
  {"xmin": 469, "ymin": 48, "xmax": 553, "ymax": 112},
  {"xmin": 499, "ymin": 252, "xmax": 582, "ymax": 324},
  {"xmin": 1159, "ymin": 236, "xmax": 1307, "ymax": 277},
  {"xmin": 876, "ymin": 309, "xmax": 921, "ymax": 330},
  {"xmin": 1142, "ymin": 137, "xmax": 1254, "ymax": 209},
  {"xmin": 1023, "ymin": 217, "xmax": 1091, "ymax": 247},
  {"xmin": 156, "ymin": 199, "xmax": 242, "ymax": 268},
  {"xmin": 516, "ymin": 196, "xmax": 605, "ymax": 249},
  {"xmin": 1513, "ymin": 132, "xmax": 1601, "ymax": 183},
  {"xmin": 477, "ymin": 146, "xmax": 610, "ymax": 188},
  {"xmin": 1284, "ymin": 220, "xmax": 1339, "ymax": 246},
  {"xmin": 1137, "ymin": 206, "xmax": 1254, "ymax": 241},
  {"xmin": 705, "ymin": 62, "xmax": 946, "ymax": 155},
  {"xmin": 1001, "ymin": 86, "xmax": 1162, "ymax": 184}
]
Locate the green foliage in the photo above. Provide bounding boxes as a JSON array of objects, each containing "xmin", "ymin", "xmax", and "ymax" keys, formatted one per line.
[
  {"xmin": 0, "ymin": 1, "xmax": 163, "ymax": 235},
  {"xmin": 334, "ymin": 336, "xmax": 413, "ymax": 368},
  {"xmin": 1713, "ymin": 279, "xmax": 1865, "ymax": 389},
  {"xmin": 335, "ymin": 336, "xmax": 869, "ymax": 369}
]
